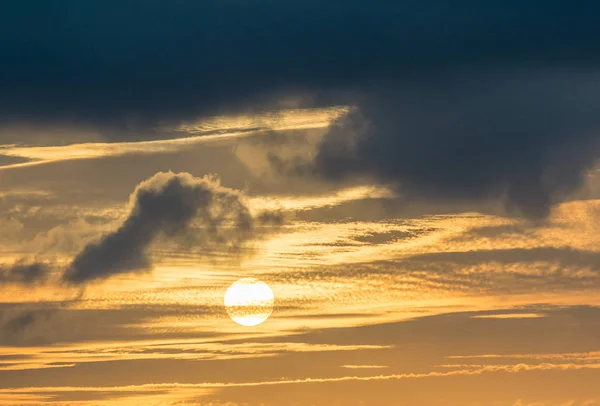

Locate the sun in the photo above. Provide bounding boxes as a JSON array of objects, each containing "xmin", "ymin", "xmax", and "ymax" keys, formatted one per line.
[{"xmin": 224, "ymin": 278, "xmax": 274, "ymax": 326}]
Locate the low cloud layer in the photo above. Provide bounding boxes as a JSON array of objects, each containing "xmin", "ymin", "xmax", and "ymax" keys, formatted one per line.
[{"xmin": 62, "ymin": 172, "xmax": 276, "ymax": 284}]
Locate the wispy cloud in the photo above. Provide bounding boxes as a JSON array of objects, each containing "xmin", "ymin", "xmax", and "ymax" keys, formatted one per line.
[
  {"xmin": 0, "ymin": 107, "xmax": 346, "ymax": 170},
  {"xmin": 3, "ymin": 362, "xmax": 600, "ymax": 392},
  {"xmin": 341, "ymin": 365, "xmax": 389, "ymax": 369},
  {"xmin": 0, "ymin": 340, "xmax": 391, "ymax": 371},
  {"xmin": 470, "ymin": 313, "xmax": 546, "ymax": 319},
  {"xmin": 448, "ymin": 350, "xmax": 600, "ymax": 362}
]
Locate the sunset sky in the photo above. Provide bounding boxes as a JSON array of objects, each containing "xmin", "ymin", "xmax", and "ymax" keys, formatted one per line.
[{"xmin": 1, "ymin": 2, "xmax": 600, "ymax": 405}]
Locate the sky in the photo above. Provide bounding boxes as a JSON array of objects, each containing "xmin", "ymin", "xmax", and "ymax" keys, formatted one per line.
[{"xmin": 1, "ymin": 2, "xmax": 600, "ymax": 405}]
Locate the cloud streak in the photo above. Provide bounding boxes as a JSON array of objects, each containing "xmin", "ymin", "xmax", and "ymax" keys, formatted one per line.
[
  {"xmin": 3, "ymin": 362, "xmax": 600, "ymax": 393},
  {"xmin": 404, "ymin": 247, "xmax": 600, "ymax": 272},
  {"xmin": 0, "ymin": 341, "xmax": 391, "ymax": 371},
  {"xmin": 0, "ymin": 107, "xmax": 344, "ymax": 170}
]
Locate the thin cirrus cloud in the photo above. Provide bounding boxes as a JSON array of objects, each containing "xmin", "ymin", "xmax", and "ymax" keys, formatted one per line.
[
  {"xmin": 401, "ymin": 247, "xmax": 600, "ymax": 275},
  {"xmin": 0, "ymin": 106, "xmax": 346, "ymax": 170},
  {"xmin": 447, "ymin": 350, "xmax": 600, "ymax": 362},
  {"xmin": 3, "ymin": 362, "xmax": 600, "ymax": 391},
  {"xmin": 341, "ymin": 365, "xmax": 389, "ymax": 369},
  {"xmin": 0, "ymin": 340, "xmax": 392, "ymax": 371}
]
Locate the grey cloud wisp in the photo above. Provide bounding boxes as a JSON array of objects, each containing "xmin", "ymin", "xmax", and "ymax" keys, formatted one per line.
[
  {"xmin": 0, "ymin": 261, "xmax": 51, "ymax": 285},
  {"xmin": 63, "ymin": 172, "xmax": 274, "ymax": 284}
]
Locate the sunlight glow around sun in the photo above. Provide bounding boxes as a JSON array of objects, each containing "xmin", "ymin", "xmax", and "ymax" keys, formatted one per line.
[{"xmin": 224, "ymin": 278, "xmax": 275, "ymax": 326}]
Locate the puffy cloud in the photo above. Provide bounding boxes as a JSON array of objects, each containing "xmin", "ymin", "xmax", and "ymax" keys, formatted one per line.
[{"xmin": 62, "ymin": 172, "xmax": 278, "ymax": 283}]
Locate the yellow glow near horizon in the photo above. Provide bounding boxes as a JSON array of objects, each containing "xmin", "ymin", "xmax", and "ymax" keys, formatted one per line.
[{"xmin": 224, "ymin": 278, "xmax": 274, "ymax": 326}]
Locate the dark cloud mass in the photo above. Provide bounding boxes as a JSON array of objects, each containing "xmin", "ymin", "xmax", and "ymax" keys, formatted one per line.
[
  {"xmin": 314, "ymin": 74, "xmax": 600, "ymax": 218},
  {"xmin": 1, "ymin": 1, "xmax": 599, "ymax": 127},
  {"xmin": 3, "ymin": 2, "xmax": 600, "ymax": 216},
  {"xmin": 63, "ymin": 172, "xmax": 266, "ymax": 284}
]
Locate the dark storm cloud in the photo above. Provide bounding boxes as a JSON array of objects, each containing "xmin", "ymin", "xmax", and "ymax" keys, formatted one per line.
[
  {"xmin": 3, "ymin": 2, "xmax": 600, "ymax": 216},
  {"xmin": 62, "ymin": 172, "xmax": 276, "ymax": 284},
  {"xmin": 1, "ymin": 1, "xmax": 599, "ymax": 129},
  {"xmin": 314, "ymin": 74, "xmax": 600, "ymax": 218}
]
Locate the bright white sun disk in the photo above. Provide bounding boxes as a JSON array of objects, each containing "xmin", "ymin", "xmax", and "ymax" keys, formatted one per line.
[{"xmin": 224, "ymin": 278, "xmax": 274, "ymax": 326}]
